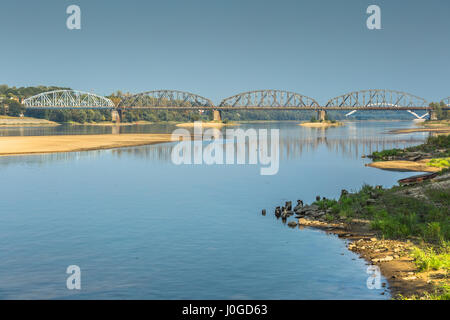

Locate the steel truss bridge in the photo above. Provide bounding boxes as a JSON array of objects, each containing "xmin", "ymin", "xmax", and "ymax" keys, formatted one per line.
[
  {"xmin": 23, "ymin": 89, "xmax": 450, "ymax": 120},
  {"xmin": 23, "ymin": 90, "xmax": 115, "ymax": 109}
]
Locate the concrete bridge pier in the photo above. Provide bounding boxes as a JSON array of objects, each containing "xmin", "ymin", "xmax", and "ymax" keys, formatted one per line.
[
  {"xmin": 317, "ymin": 109, "xmax": 327, "ymax": 121},
  {"xmin": 213, "ymin": 110, "xmax": 222, "ymax": 121},
  {"xmin": 111, "ymin": 109, "xmax": 120, "ymax": 123}
]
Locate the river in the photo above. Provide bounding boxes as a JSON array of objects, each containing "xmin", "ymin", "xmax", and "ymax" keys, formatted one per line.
[{"xmin": 0, "ymin": 121, "xmax": 429, "ymax": 299}]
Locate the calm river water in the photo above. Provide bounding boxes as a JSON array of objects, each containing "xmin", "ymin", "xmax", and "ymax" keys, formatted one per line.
[{"xmin": 0, "ymin": 121, "xmax": 429, "ymax": 299}]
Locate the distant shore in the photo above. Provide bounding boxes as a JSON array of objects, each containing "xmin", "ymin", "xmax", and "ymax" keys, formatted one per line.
[
  {"xmin": 0, "ymin": 116, "xmax": 59, "ymax": 126},
  {"xmin": 0, "ymin": 134, "xmax": 175, "ymax": 156}
]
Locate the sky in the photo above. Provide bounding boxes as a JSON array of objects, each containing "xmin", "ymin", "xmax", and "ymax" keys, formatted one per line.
[{"xmin": 0, "ymin": 0, "xmax": 449, "ymax": 104}]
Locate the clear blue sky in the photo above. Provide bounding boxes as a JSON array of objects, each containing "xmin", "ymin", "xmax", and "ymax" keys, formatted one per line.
[{"xmin": 0, "ymin": 0, "xmax": 449, "ymax": 104}]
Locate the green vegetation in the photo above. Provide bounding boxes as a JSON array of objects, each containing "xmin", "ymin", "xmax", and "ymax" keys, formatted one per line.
[
  {"xmin": 25, "ymin": 109, "xmax": 112, "ymax": 123},
  {"xmin": 411, "ymin": 245, "xmax": 450, "ymax": 272},
  {"xmin": 313, "ymin": 183, "xmax": 450, "ymax": 244},
  {"xmin": 370, "ymin": 134, "xmax": 450, "ymax": 161},
  {"xmin": 429, "ymin": 102, "xmax": 449, "ymax": 120},
  {"xmin": 427, "ymin": 158, "xmax": 450, "ymax": 168},
  {"xmin": 399, "ymin": 283, "xmax": 450, "ymax": 300},
  {"xmin": 120, "ymin": 109, "xmax": 211, "ymax": 123}
]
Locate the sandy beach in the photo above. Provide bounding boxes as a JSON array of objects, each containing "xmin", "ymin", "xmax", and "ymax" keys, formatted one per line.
[
  {"xmin": 0, "ymin": 134, "xmax": 175, "ymax": 156},
  {"xmin": 0, "ymin": 116, "xmax": 59, "ymax": 126},
  {"xmin": 299, "ymin": 121, "xmax": 344, "ymax": 128},
  {"xmin": 366, "ymin": 159, "xmax": 440, "ymax": 172},
  {"xmin": 176, "ymin": 122, "xmax": 239, "ymax": 128}
]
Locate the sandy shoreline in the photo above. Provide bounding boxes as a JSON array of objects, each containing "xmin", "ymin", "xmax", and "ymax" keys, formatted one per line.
[
  {"xmin": 0, "ymin": 117, "xmax": 59, "ymax": 126},
  {"xmin": 294, "ymin": 218, "xmax": 434, "ymax": 298},
  {"xmin": 299, "ymin": 121, "xmax": 344, "ymax": 128},
  {"xmin": 390, "ymin": 127, "xmax": 450, "ymax": 134},
  {"xmin": 0, "ymin": 134, "xmax": 175, "ymax": 156},
  {"xmin": 175, "ymin": 122, "xmax": 239, "ymax": 128},
  {"xmin": 366, "ymin": 159, "xmax": 440, "ymax": 173}
]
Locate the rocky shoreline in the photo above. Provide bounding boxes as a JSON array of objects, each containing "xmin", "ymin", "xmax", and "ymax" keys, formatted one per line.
[{"xmin": 262, "ymin": 190, "xmax": 438, "ymax": 299}]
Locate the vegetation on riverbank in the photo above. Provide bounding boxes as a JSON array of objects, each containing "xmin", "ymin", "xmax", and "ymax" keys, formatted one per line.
[
  {"xmin": 325, "ymin": 128, "xmax": 450, "ymax": 299},
  {"xmin": 316, "ymin": 175, "xmax": 449, "ymax": 243},
  {"xmin": 313, "ymin": 170, "xmax": 449, "ymax": 299},
  {"xmin": 370, "ymin": 134, "xmax": 450, "ymax": 162}
]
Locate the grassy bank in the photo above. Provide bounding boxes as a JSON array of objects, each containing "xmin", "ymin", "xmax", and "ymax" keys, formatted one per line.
[
  {"xmin": 370, "ymin": 134, "xmax": 450, "ymax": 162},
  {"xmin": 313, "ymin": 171, "xmax": 449, "ymax": 299}
]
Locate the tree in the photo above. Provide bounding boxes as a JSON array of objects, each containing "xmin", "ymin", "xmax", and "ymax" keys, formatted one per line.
[
  {"xmin": 429, "ymin": 102, "xmax": 448, "ymax": 120},
  {"xmin": 7, "ymin": 100, "xmax": 25, "ymax": 117}
]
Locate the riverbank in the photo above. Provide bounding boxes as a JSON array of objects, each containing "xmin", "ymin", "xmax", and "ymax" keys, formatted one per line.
[
  {"xmin": 0, "ymin": 134, "xmax": 175, "ymax": 156},
  {"xmin": 265, "ymin": 169, "xmax": 450, "ymax": 299},
  {"xmin": 264, "ymin": 131, "xmax": 450, "ymax": 299},
  {"xmin": 0, "ymin": 116, "xmax": 59, "ymax": 126},
  {"xmin": 391, "ymin": 120, "xmax": 450, "ymax": 134},
  {"xmin": 366, "ymin": 134, "xmax": 450, "ymax": 173}
]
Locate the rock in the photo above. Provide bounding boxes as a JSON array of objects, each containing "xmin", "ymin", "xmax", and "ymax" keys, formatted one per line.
[
  {"xmin": 370, "ymin": 238, "xmax": 377, "ymax": 242},
  {"xmin": 275, "ymin": 207, "xmax": 281, "ymax": 217},
  {"xmin": 293, "ymin": 200, "xmax": 303, "ymax": 211},
  {"xmin": 285, "ymin": 201, "xmax": 292, "ymax": 211},
  {"xmin": 298, "ymin": 218, "xmax": 311, "ymax": 226},
  {"xmin": 287, "ymin": 221, "xmax": 297, "ymax": 228},
  {"xmin": 262, "ymin": 209, "xmax": 266, "ymax": 216},
  {"xmin": 373, "ymin": 256, "xmax": 394, "ymax": 263}
]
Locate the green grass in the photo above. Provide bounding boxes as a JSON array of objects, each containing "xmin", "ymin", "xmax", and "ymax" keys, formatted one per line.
[
  {"xmin": 314, "ymin": 183, "xmax": 450, "ymax": 244},
  {"xmin": 398, "ymin": 283, "xmax": 450, "ymax": 300},
  {"xmin": 411, "ymin": 245, "xmax": 450, "ymax": 272},
  {"xmin": 371, "ymin": 148, "xmax": 404, "ymax": 161},
  {"xmin": 371, "ymin": 134, "xmax": 450, "ymax": 160},
  {"xmin": 427, "ymin": 158, "xmax": 450, "ymax": 168}
]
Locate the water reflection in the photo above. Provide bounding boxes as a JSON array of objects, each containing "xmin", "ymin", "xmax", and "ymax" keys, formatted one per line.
[{"xmin": 0, "ymin": 121, "xmax": 427, "ymax": 166}]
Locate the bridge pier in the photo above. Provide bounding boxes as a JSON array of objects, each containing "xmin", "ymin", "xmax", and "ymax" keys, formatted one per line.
[
  {"xmin": 317, "ymin": 110, "xmax": 327, "ymax": 121},
  {"xmin": 213, "ymin": 110, "xmax": 222, "ymax": 122},
  {"xmin": 111, "ymin": 109, "xmax": 120, "ymax": 123}
]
